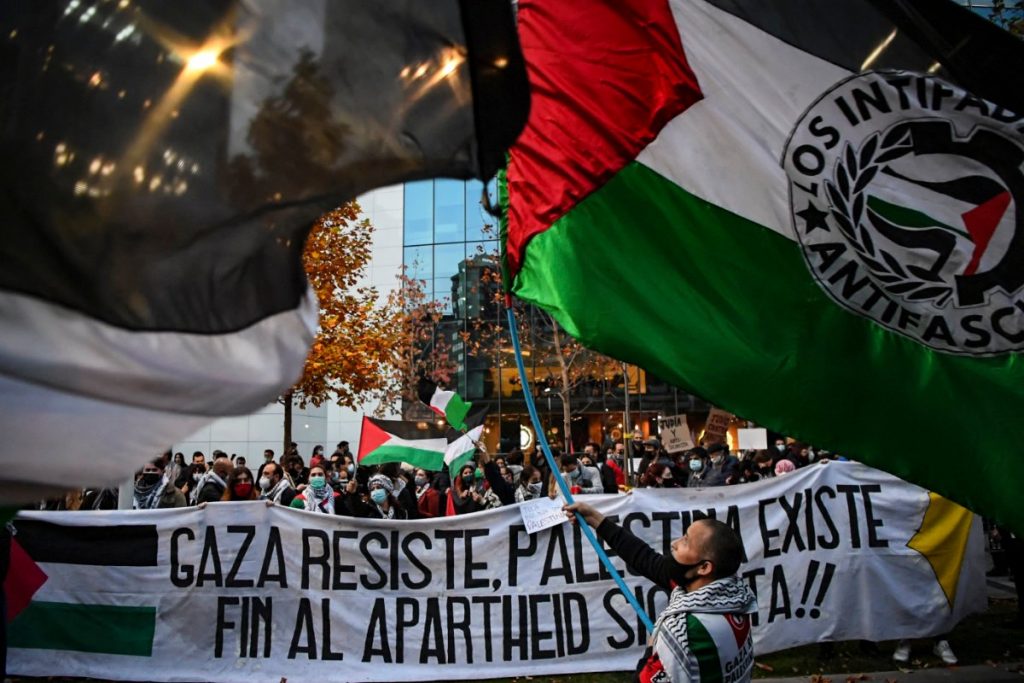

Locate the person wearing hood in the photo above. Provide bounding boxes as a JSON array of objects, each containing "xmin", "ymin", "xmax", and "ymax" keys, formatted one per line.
[
  {"xmin": 565, "ymin": 500, "xmax": 757, "ymax": 682},
  {"xmin": 133, "ymin": 458, "xmax": 186, "ymax": 509}
]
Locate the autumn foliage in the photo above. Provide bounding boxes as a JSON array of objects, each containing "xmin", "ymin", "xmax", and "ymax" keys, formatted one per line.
[{"xmin": 290, "ymin": 202, "xmax": 401, "ymax": 410}]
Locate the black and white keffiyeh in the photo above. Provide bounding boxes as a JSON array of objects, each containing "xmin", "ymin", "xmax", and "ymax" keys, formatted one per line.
[
  {"xmin": 652, "ymin": 576, "xmax": 757, "ymax": 682},
  {"xmin": 303, "ymin": 485, "xmax": 334, "ymax": 514},
  {"xmin": 133, "ymin": 475, "xmax": 168, "ymax": 510}
]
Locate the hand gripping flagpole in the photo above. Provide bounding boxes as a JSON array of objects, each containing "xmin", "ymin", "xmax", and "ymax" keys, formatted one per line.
[{"xmin": 504, "ymin": 295, "xmax": 655, "ymax": 633}]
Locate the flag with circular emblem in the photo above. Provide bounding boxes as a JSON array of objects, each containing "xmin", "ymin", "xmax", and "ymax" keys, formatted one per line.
[{"xmin": 504, "ymin": 0, "xmax": 1024, "ymax": 531}]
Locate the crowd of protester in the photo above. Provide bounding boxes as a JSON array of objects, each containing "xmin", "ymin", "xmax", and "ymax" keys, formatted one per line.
[{"xmin": 39, "ymin": 431, "xmax": 842, "ymax": 515}]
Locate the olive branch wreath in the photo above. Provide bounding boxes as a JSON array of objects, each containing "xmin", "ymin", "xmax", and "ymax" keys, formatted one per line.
[{"xmin": 823, "ymin": 124, "xmax": 954, "ymax": 306}]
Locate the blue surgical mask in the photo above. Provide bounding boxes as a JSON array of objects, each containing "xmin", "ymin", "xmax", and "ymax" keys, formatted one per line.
[
  {"xmin": 415, "ymin": 476, "xmax": 427, "ymax": 487},
  {"xmin": 689, "ymin": 459, "xmax": 704, "ymax": 472},
  {"xmin": 347, "ymin": 464, "xmax": 355, "ymax": 474},
  {"xmin": 370, "ymin": 489, "xmax": 388, "ymax": 505},
  {"xmin": 309, "ymin": 475, "xmax": 326, "ymax": 491}
]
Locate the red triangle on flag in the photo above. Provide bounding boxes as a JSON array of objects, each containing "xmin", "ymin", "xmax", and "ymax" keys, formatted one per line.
[
  {"xmin": 5, "ymin": 537, "xmax": 48, "ymax": 623},
  {"xmin": 357, "ymin": 416, "xmax": 393, "ymax": 462},
  {"xmin": 962, "ymin": 191, "xmax": 1011, "ymax": 276}
]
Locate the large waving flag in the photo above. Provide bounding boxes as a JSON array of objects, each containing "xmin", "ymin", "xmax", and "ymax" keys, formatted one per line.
[
  {"xmin": 0, "ymin": 1, "xmax": 528, "ymax": 503},
  {"xmin": 505, "ymin": 0, "xmax": 1024, "ymax": 529}
]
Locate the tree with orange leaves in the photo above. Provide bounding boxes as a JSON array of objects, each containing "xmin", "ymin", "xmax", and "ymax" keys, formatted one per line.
[{"xmin": 280, "ymin": 202, "xmax": 403, "ymax": 451}]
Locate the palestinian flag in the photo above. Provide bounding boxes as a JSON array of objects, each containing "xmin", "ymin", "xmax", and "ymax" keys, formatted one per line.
[
  {"xmin": 445, "ymin": 421, "xmax": 486, "ymax": 475},
  {"xmin": 8, "ymin": 518, "xmax": 159, "ymax": 659},
  {"xmin": 418, "ymin": 378, "xmax": 473, "ymax": 430},
  {"xmin": 358, "ymin": 418, "xmax": 449, "ymax": 469},
  {"xmin": 358, "ymin": 407, "xmax": 487, "ymax": 471},
  {"xmin": 505, "ymin": 1, "xmax": 1024, "ymax": 530},
  {"xmin": 0, "ymin": 0, "xmax": 528, "ymax": 504}
]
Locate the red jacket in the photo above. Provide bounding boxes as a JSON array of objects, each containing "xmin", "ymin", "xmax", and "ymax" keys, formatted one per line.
[{"xmin": 416, "ymin": 486, "xmax": 440, "ymax": 518}]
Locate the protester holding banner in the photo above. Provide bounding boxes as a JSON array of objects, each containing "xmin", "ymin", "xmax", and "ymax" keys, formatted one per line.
[
  {"xmin": 191, "ymin": 457, "xmax": 231, "ymax": 505},
  {"xmin": 290, "ymin": 465, "xmax": 340, "ymax": 514},
  {"xmin": 564, "ymin": 500, "xmax": 757, "ymax": 682},
  {"xmin": 132, "ymin": 458, "xmax": 186, "ymax": 510},
  {"xmin": 220, "ymin": 467, "xmax": 258, "ymax": 502},
  {"xmin": 344, "ymin": 473, "xmax": 409, "ymax": 520},
  {"xmin": 258, "ymin": 462, "xmax": 296, "ymax": 507}
]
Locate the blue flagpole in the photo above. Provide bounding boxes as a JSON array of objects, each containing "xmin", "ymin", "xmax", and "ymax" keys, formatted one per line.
[{"xmin": 504, "ymin": 298, "xmax": 655, "ymax": 633}]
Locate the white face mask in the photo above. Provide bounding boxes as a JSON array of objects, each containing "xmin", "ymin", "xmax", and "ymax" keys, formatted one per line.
[
  {"xmin": 776, "ymin": 443, "xmax": 786, "ymax": 452},
  {"xmin": 259, "ymin": 476, "xmax": 271, "ymax": 491},
  {"xmin": 711, "ymin": 455, "xmax": 724, "ymax": 466}
]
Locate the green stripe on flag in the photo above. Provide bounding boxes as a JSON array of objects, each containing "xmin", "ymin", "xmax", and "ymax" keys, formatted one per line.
[
  {"xmin": 359, "ymin": 444, "xmax": 445, "ymax": 470},
  {"xmin": 444, "ymin": 394, "xmax": 472, "ymax": 431},
  {"xmin": 10, "ymin": 601, "xmax": 156, "ymax": 656},
  {"xmin": 686, "ymin": 614, "xmax": 723, "ymax": 683},
  {"xmin": 513, "ymin": 160, "xmax": 1024, "ymax": 531}
]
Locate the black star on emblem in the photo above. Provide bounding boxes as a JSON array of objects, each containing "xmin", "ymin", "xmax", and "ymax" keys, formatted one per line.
[{"xmin": 796, "ymin": 202, "xmax": 831, "ymax": 235}]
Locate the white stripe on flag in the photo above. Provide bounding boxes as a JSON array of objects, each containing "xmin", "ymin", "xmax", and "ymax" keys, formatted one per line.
[
  {"xmin": 0, "ymin": 287, "xmax": 318, "ymax": 414},
  {"xmin": 637, "ymin": 0, "xmax": 849, "ymax": 239},
  {"xmin": 445, "ymin": 425, "xmax": 484, "ymax": 467}
]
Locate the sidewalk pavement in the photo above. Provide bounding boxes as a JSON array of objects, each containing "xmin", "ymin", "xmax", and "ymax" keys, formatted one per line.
[{"xmin": 756, "ymin": 662, "xmax": 1024, "ymax": 682}]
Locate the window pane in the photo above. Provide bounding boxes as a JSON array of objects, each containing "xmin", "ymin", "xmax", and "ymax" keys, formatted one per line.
[
  {"xmin": 434, "ymin": 242, "xmax": 465, "ymax": 283},
  {"xmin": 404, "ymin": 181, "xmax": 433, "ymax": 245},
  {"xmin": 467, "ymin": 240, "xmax": 500, "ymax": 263},
  {"xmin": 403, "ymin": 245, "xmax": 432, "ymax": 282},
  {"xmin": 432, "ymin": 283, "xmax": 453, "ymax": 314},
  {"xmin": 434, "ymin": 179, "xmax": 465, "ymax": 242},
  {"xmin": 467, "ymin": 178, "xmax": 499, "ymax": 242}
]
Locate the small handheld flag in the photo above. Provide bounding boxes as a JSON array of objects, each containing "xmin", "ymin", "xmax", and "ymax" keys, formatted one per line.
[{"xmin": 417, "ymin": 379, "xmax": 473, "ymax": 431}]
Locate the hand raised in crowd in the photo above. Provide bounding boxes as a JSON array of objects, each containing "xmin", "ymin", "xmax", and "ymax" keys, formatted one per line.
[
  {"xmin": 563, "ymin": 501, "xmax": 604, "ymax": 529},
  {"xmin": 345, "ymin": 478, "xmax": 358, "ymax": 495},
  {"xmin": 475, "ymin": 441, "xmax": 490, "ymax": 465}
]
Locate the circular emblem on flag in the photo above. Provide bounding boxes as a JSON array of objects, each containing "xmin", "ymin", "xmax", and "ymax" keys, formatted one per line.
[{"xmin": 784, "ymin": 71, "xmax": 1024, "ymax": 355}]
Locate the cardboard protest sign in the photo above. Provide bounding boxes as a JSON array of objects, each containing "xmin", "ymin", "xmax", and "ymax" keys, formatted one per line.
[
  {"xmin": 659, "ymin": 414, "xmax": 694, "ymax": 453},
  {"xmin": 702, "ymin": 407, "xmax": 732, "ymax": 445}
]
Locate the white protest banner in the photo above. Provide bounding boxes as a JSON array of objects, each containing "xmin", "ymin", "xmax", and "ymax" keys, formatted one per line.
[
  {"xmin": 702, "ymin": 406, "xmax": 732, "ymax": 444},
  {"xmin": 659, "ymin": 414, "xmax": 694, "ymax": 453},
  {"xmin": 738, "ymin": 428, "xmax": 768, "ymax": 450},
  {"xmin": 9, "ymin": 463, "xmax": 985, "ymax": 682},
  {"xmin": 519, "ymin": 496, "xmax": 569, "ymax": 535}
]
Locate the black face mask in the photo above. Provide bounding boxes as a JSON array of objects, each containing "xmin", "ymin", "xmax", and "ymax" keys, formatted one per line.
[
  {"xmin": 668, "ymin": 558, "xmax": 709, "ymax": 590},
  {"xmin": 140, "ymin": 472, "xmax": 161, "ymax": 487},
  {"xmin": 462, "ymin": 474, "xmax": 474, "ymax": 484}
]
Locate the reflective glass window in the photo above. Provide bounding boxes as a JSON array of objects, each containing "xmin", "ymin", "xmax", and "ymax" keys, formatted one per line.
[
  {"xmin": 403, "ymin": 245, "xmax": 432, "ymax": 282},
  {"xmin": 404, "ymin": 181, "xmax": 433, "ymax": 245},
  {"xmin": 434, "ymin": 242, "xmax": 465, "ymax": 283},
  {"xmin": 434, "ymin": 179, "xmax": 465, "ymax": 243},
  {"xmin": 466, "ymin": 178, "xmax": 498, "ymax": 242}
]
